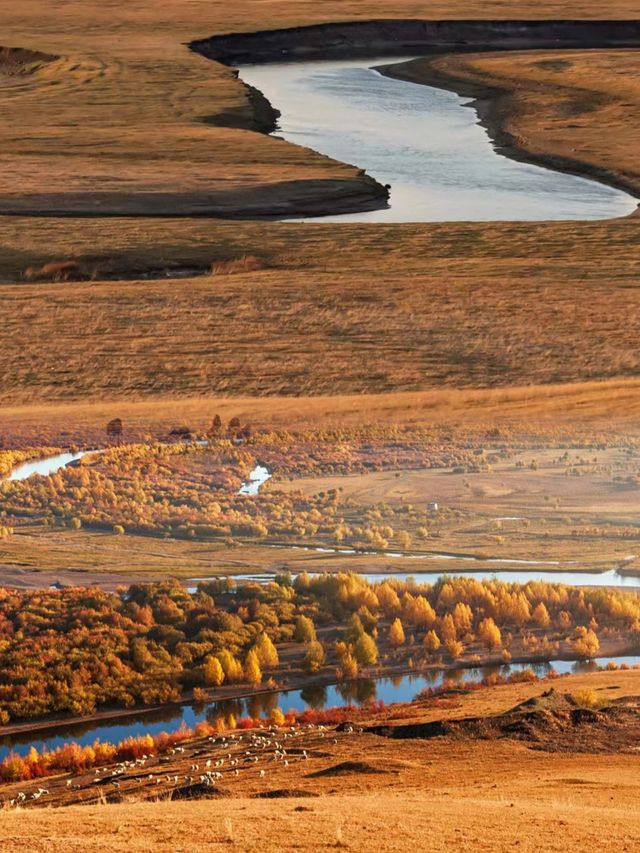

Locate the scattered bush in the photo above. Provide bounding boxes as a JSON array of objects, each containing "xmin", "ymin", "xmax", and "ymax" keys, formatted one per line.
[{"xmin": 210, "ymin": 255, "xmax": 264, "ymax": 276}]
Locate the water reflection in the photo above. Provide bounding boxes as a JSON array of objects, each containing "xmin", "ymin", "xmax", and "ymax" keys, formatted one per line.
[
  {"xmin": 300, "ymin": 684, "xmax": 328, "ymax": 709},
  {"xmin": 2, "ymin": 654, "xmax": 637, "ymax": 759},
  {"xmin": 6, "ymin": 450, "xmax": 96, "ymax": 481},
  {"xmin": 238, "ymin": 58, "xmax": 637, "ymax": 223}
]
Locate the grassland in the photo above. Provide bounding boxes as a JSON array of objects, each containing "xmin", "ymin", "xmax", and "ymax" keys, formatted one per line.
[
  {"xmin": 2, "ymin": 5, "xmax": 640, "ymax": 415},
  {"xmin": 3, "ymin": 42, "xmax": 640, "ymax": 406},
  {"xmin": 3, "ymin": 220, "xmax": 640, "ymax": 405}
]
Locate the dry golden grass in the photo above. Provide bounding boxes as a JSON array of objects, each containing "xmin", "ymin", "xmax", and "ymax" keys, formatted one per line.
[
  {"xmin": 5, "ymin": 380, "xmax": 640, "ymax": 447},
  {"xmin": 6, "ymin": 788, "xmax": 636, "ymax": 852},
  {"xmin": 0, "ymin": 0, "xmax": 638, "ymax": 215},
  {"xmin": 2, "ymin": 218, "xmax": 640, "ymax": 404},
  {"xmin": 1, "ymin": 6, "xmax": 639, "ymax": 415},
  {"xmin": 210, "ymin": 254, "xmax": 264, "ymax": 275}
]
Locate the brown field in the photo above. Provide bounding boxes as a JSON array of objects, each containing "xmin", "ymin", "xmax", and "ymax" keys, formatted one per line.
[
  {"xmin": 1, "ymin": 670, "xmax": 639, "ymax": 852},
  {"xmin": 4, "ymin": 380, "xmax": 640, "ymax": 448},
  {"xmin": 1, "ymin": 1, "xmax": 639, "ymax": 216},
  {"xmin": 2, "ymin": 220, "xmax": 640, "ymax": 404},
  {"xmin": 1, "ymin": 5, "xmax": 640, "ymax": 414}
]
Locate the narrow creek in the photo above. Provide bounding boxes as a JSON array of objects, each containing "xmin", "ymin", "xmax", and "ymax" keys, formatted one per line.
[
  {"xmin": 6, "ymin": 451, "xmax": 95, "ymax": 482},
  {"xmin": 2, "ymin": 654, "xmax": 638, "ymax": 759},
  {"xmin": 238, "ymin": 57, "xmax": 637, "ymax": 222}
]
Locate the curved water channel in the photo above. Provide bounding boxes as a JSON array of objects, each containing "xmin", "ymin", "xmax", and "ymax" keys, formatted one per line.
[
  {"xmin": 2, "ymin": 653, "xmax": 638, "ymax": 758},
  {"xmin": 6, "ymin": 451, "xmax": 95, "ymax": 481},
  {"xmin": 238, "ymin": 57, "xmax": 637, "ymax": 222}
]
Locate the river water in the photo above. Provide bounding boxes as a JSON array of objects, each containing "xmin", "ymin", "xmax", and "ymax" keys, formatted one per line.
[
  {"xmin": 6, "ymin": 451, "xmax": 94, "ymax": 481},
  {"xmin": 1, "ymin": 654, "xmax": 637, "ymax": 759},
  {"xmin": 2, "ymin": 454, "xmax": 639, "ymax": 756},
  {"xmin": 191, "ymin": 567, "xmax": 640, "ymax": 589},
  {"xmin": 238, "ymin": 57, "xmax": 637, "ymax": 222}
]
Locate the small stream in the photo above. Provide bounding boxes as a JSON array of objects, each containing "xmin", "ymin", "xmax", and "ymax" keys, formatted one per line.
[
  {"xmin": 238, "ymin": 465, "xmax": 272, "ymax": 495},
  {"xmin": 1, "ymin": 653, "xmax": 637, "ymax": 759},
  {"xmin": 238, "ymin": 57, "xmax": 637, "ymax": 222}
]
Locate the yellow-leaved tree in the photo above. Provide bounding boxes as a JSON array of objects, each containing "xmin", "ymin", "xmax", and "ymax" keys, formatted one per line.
[
  {"xmin": 389, "ymin": 617, "xmax": 405, "ymax": 648},
  {"xmin": 244, "ymin": 649, "xmax": 263, "ymax": 686},
  {"xmin": 203, "ymin": 655, "xmax": 225, "ymax": 687},
  {"xmin": 478, "ymin": 617, "xmax": 502, "ymax": 650}
]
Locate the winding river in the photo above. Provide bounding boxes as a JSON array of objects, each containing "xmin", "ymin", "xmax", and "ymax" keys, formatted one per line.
[
  {"xmin": 7, "ymin": 451, "xmax": 94, "ymax": 482},
  {"xmin": 2, "ymin": 452, "xmax": 639, "ymax": 757},
  {"xmin": 238, "ymin": 57, "xmax": 637, "ymax": 222}
]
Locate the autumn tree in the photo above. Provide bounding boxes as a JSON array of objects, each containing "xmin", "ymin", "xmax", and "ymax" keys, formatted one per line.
[
  {"xmin": 572, "ymin": 626, "xmax": 600, "ymax": 659},
  {"xmin": 406, "ymin": 595, "xmax": 436, "ymax": 629},
  {"xmin": 218, "ymin": 649, "xmax": 244, "ymax": 683},
  {"xmin": 345, "ymin": 613, "xmax": 365, "ymax": 644},
  {"xmin": 478, "ymin": 617, "xmax": 502, "ymax": 650},
  {"xmin": 452, "ymin": 602, "xmax": 473, "ymax": 635},
  {"xmin": 294, "ymin": 615, "xmax": 317, "ymax": 643},
  {"xmin": 423, "ymin": 629, "xmax": 441, "ymax": 654},
  {"xmin": 440, "ymin": 613, "xmax": 457, "ymax": 643},
  {"xmin": 389, "ymin": 618, "xmax": 405, "ymax": 648},
  {"xmin": 303, "ymin": 641, "xmax": 326, "ymax": 674},
  {"xmin": 203, "ymin": 655, "xmax": 225, "ymax": 687},
  {"xmin": 244, "ymin": 649, "xmax": 262, "ymax": 686},
  {"xmin": 338, "ymin": 650, "xmax": 359, "ymax": 678},
  {"xmin": 353, "ymin": 632, "xmax": 378, "ymax": 666},
  {"xmin": 532, "ymin": 602, "xmax": 551, "ymax": 628},
  {"xmin": 254, "ymin": 632, "xmax": 279, "ymax": 668},
  {"xmin": 397, "ymin": 530, "xmax": 412, "ymax": 549},
  {"xmin": 445, "ymin": 639, "xmax": 464, "ymax": 659},
  {"xmin": 376, "ymin": 582, "xmax": 401, "ymax": 614}
]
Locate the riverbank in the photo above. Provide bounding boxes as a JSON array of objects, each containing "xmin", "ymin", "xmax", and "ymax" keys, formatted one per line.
[
  {"xmin": 2, "ymin": 637, "xmax": 637, "ymax": 742},
  {"xmin": 381, "ymin": 48, "xmax": 640, "ymax": 202},
  {"xmin": 192, "ymin": 20, "xmax": 640, "ymax": 66}
]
